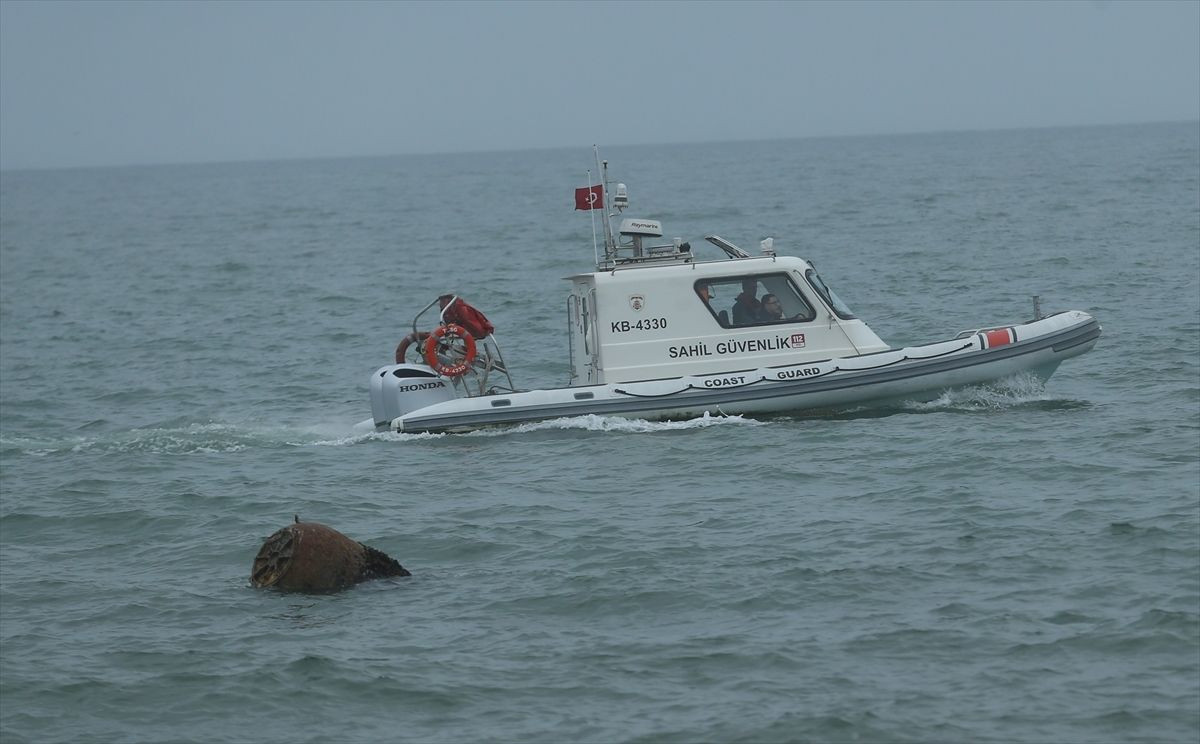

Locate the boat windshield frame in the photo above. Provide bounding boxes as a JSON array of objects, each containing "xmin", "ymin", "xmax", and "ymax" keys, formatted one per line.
[{"xmin": 805, "ymin": 267, "xmax": 858, "ymax": 320}]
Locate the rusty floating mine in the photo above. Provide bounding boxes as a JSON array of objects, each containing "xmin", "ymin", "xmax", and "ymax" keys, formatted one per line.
[{"xmin": 251, "ymin": 519, "xmax": 410, "ymax": 592}]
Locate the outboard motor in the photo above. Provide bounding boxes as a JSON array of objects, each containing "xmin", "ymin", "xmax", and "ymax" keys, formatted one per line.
[{"xmin": 369, "ymin": 364, "xmax": 457, "ymax": 427}]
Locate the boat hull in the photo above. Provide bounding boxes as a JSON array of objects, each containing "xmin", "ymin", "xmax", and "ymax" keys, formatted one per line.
[{"xmin": 374, "ymin": 311, "xmax": 1100, "ymax": 434}]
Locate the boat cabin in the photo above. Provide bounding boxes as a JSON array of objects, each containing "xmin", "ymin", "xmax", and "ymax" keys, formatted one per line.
[{"xmin": 565, "ymin": 219, "xmax": 888, "ymax": 385}]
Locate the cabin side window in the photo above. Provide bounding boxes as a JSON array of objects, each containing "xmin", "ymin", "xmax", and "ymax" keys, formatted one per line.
[{"xmin": 694, "ymin": 273, "xmax": 815, "ymax": 329}]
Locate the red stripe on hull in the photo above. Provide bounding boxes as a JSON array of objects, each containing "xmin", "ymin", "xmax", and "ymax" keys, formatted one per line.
[{"xmin": 984, "ymin": 328, "xmax": 1015, "ymax": 348}]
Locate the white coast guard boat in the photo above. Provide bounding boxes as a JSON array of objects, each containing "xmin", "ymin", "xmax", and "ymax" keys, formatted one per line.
[{"xmin": 361, "ymin": 164, "xmax": 1100, "ymax": 434}]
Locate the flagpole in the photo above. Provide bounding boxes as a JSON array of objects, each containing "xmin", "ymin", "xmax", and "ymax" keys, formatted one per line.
[{"xmin": 586, "ymin": 169, "xmax": 599, "ymax": 268}]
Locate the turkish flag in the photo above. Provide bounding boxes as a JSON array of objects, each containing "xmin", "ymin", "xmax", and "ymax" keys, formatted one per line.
[{"xmin": 575, "ymin": 184, "xmax": 604, "ymax": 210}]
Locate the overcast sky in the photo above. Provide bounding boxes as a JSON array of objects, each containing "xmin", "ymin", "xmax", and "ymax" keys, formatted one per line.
[{"xmin": 1, "ymin": 0, "xmax": 1197, "ymax": 170}]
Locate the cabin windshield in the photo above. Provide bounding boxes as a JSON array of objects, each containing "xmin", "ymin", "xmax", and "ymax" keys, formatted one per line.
[
  {"xmin": 694, "ymin": 273, "xmax": 815, "ymax": 329},
  {"xmin": 805, "ymin": 268, "xmax": 857, "ymax": 320}
]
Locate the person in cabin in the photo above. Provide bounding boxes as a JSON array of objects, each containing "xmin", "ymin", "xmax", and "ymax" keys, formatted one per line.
[
  {"xmin": 731, "ymin": 279, "xmax": 762, "ymax": 325},
  {"xmin": 758, "ymin": 293, "xmax": 784, "ymax": 321},
  {"xmin": 697, "ymin": 282, "xmax": 732, "ymax": 325}
]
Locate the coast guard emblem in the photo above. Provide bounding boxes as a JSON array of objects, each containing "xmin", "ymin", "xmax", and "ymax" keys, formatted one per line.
[{"xmin": 629, "ymin": 295, "xmax": 645, "ymax": 311}]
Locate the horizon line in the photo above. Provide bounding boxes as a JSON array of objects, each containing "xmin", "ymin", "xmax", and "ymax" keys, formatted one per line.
[{"xmin": 2, "ymin": 117, "xmax": 1196, "ymax": 175}]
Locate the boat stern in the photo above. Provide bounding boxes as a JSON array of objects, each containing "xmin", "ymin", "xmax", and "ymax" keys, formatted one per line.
[{"xmin": 368, "ymin": 364, "xmax": 457, "ymax": 428}]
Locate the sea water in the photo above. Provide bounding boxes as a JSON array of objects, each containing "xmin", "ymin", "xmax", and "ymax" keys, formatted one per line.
[{"xmin": 1, "ymin": 122, "xmax": 1197, "ymax": 743}]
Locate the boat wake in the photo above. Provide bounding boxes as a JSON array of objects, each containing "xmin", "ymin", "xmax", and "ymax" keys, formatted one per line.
[
  {"xmin": 315, "ymin": 384, "xmax": 1084, "ymax": 443},
  {"xmin": 1, "ymin": 413, "xmax": 770, "ymax": 455},
  {"xmin": 1, "ymin": 378, "xmax": 1081, "ymax": 456},
  {"xmin": 765, "ymin": 373, "xmax": 1088, "ymax": 423},
  {"xmin": 900, "ymin": 373, "xmax": 1082, "ymax": 413},
  {"xmin": 468, "ymin": 411, "xmax": 765, "ymax": 436},
  {"xmin": 0, "ymin": 421, "xmax": 403, "ymax": 456}
]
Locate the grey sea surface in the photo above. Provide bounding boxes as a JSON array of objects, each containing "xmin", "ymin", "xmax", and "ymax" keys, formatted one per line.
[{"xmin": 1, "ymin": 122, "xmax": 1198, "ymax": 743}]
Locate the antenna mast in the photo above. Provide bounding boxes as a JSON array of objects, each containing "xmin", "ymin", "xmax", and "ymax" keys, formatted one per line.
[{"xmin": 594, "ymin": 146, "xmax": 616, "ymax": 265}]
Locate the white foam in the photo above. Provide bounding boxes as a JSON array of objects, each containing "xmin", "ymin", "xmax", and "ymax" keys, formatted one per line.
[
  {"xmin": 3, "ymin": 378, "xmax": 1058, "ymax": 456},
  {"xmin": 465, "ymin": 411, "xmax": 764, "ymax": 436},
  {"xmin": 903, "ymin": 373, "xmax": 1054, "ymax": 412},
  {"xmin": 307, "ymin": 428, "xmax": 445, "ymax": 445}
]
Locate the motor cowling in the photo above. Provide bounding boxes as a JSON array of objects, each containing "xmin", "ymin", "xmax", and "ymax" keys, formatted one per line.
[{"xmin": 369, "ymin": 364, "xmax": 457, "ymax": 427}]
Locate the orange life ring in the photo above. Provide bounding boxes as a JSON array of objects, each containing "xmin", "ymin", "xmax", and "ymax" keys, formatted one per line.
[
  {"xmin": 394, "ymin": 332, "xmax": 429, "ymax": 364},
  {"xmin": 423, "ymin": 323, "xmax": 477, "ymax": 377}
]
